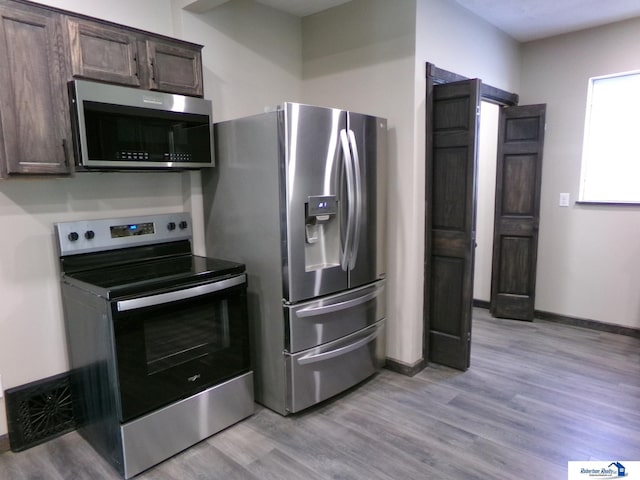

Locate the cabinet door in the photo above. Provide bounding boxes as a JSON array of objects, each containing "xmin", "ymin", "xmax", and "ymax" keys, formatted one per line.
[
  {"xmin": 0, "ymin": 5, "xmax": 71, "ymax": 175},
  {"xmin": 67, "ymin": 18, "xmax": 140, "ymax": 87},
  {"xmin": 145, "ymin": 40, "xmax": 203, "ymax": 97}
]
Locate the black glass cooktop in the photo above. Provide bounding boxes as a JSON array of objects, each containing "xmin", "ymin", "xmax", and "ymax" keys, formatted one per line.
[{"xmin": 63, "ymin": 254, "xmax": 245, "ymax": 300}]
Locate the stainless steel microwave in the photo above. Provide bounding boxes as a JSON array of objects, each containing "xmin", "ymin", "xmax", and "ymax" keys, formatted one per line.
[{"xmin": 68, "ymin": 80, "xmax": 214, "ymax": 170}]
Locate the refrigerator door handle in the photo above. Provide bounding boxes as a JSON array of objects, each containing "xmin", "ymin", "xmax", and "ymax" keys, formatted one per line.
[
  {"xmin": 296, "ymin": 330, "xmax": 380, "ymax": 365},
  {"xmin": 347, "ymin": 129, "xmax": 363, "ymax": 270},
  {"xmin": 296, "ymin": 287, "xmax": 382, "ymax": 318},
  {"xmin": 340, "ymin": 129, "xmax": 356, "ymax": 271}
]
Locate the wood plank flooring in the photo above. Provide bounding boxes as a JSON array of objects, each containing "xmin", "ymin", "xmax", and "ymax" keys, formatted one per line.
[{"xmin": 1, "ymin": 308, "xmax": 639, "ymax": 479}]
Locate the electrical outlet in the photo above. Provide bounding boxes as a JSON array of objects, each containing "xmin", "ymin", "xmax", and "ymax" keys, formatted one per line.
[{"xmin": 559, "ymin": 193, "xmax": 570, "ymax": 207}]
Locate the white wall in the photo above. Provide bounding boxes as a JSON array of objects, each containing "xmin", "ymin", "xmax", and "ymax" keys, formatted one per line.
[
  {"xmin": 521, "ymin": 18, "xmax": 640, "ymax": 329},
  {"xmin": 34, "ymin": 0, "xmax": 175, "ymax": 35},
  {"xmin": 301, "ymin": 0, "xmax": 520, "ymax": 368},
  {"xmin": 175, "ymin": 0, "xmax": 303, "ymax": 122},
  {"xmin": 172, "ymin": 0, "xmax": 303, "ymax": 252},
  {"xmin": 302, "ymin": 0, "xmax": 419, "ymax": 366},
  {"xmin": 5, "ymin": 0, "xmax": 635, "ymax": 442},
  {"xmin": 0, "ymin": 0, "xmax": 303, "ymax": 437},
  {"xmin": 0, "ymin": 0, "xmax": 180, "ymax": 439},
  {"xmin": 473, "ymin": 102, "xmax": 499, "ymax": 301},
  {"xmin": 0, "ymin": 173, "xmax": 186, "ymax": 436},
  {"xmin": 415, "ymin": 0, "xmax": 521, "ymax": 93},
  {"xmin": 414, "ymin": 0, "xmax": 520, "ymax": 361}
]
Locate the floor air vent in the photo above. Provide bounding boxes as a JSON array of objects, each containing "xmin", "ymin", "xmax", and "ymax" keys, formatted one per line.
[{"xmin": 5, "ymin": 372, "xmax": 76, "ymax": 452}]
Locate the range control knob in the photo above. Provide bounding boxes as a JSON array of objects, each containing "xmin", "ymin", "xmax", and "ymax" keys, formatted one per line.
[
  {"xmin": 167, "ymin": 222, "xmax": 176, "ymax": 231},
  {"xmin": 84, "ymin": 230, "xmax": 95, "ymax": 240},
  {"xmin": 67, "ymin": 232, "xmax": 79, "ymax": 242},
  {"xmin": 179, "ymin": 220, "xmax": 188, "ymax": 230}
]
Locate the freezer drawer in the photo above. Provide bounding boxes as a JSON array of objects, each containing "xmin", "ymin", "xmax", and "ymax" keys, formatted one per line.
[
  {"xmin": 285, "ymin": 281, "xmax": 385, "ymax": 353},
  {"xmin": 285, "ymin": 320, "xmax": 385, "ymax": 413}
]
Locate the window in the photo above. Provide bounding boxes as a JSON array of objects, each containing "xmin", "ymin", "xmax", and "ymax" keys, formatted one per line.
[{"xmin": 580, "ymin": 71, "xmax": 640, "ymax": 203}]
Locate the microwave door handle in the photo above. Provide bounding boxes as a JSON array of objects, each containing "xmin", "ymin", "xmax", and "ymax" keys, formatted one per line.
[
  {"xmin": 116, "ymin": 274, "xmax": 246, "ymax": 312},
  {"xmin": 340, "ymin": 129, "xmax": 356, "ymax": 271},
  {"xmin": 297, "ymin": 330, "xmax": 379, "ymax": 365},
  {"xmin": 347, "ymin": 130, "xmax": 362, "ymax": 270}
]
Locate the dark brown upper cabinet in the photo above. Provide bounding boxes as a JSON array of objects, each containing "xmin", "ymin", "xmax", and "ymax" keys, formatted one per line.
[
  {"xmin": 0, "ymin": 2, "xmax": 72, "ymax": 176},
  {"xmin": 66, "ymin": 18, "xmax": 141, "ymax": 88},
  {"xmin": 145, "ymin": 39, "xmax": 203, "ymax": 97},
  {"xmin": 65, "ymin": 17, "xmax": 204, "ymax": 97},
  {"xmin": 0, "ymin": 0, "xmax": 205, "ymax": 178}
]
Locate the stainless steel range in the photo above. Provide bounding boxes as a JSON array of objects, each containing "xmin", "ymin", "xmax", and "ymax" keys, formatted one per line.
[{"xmin": 55, "ymin": 212, "xmax": 253, "ymax": 479}]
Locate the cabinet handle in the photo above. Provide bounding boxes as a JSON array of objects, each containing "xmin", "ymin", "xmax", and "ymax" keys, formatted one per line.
[
  {"xmin": 133, "ymin": 56, "xmax": 138, "ymax": 77},
  {"xmin": 150, "ymin": 58, "xmax": 156, "ymax": 81}
]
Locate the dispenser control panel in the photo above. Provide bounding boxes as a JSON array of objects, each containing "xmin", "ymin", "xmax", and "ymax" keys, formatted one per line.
[{"xmin": 307, "ymin": 195, "xmax": 338, "ymax": 217}]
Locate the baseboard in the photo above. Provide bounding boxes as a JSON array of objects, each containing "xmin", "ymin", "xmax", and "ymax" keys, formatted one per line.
[
  {"xmin": 472, "ymin": 299, "xmax": 490, "ymax": 309},
  {"xmin": 472, "ymin": 299, "xmax": 640, "ymax": 339},
  {"xmin": 534, "ymin": 309, "xmax": 640, "ymax": 339},
  {"xmin": 0, "ymin": 433, "xmax": 9, "ymax": 452},
  {"xmin": 384, "ymin": 358, "xmax": 426, "ymax": 377}
]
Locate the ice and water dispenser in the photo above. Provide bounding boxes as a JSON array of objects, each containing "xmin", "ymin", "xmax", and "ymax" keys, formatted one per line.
[{"xmin": 304, "ymin": 195, "xmax": 340, "ymax": 271}]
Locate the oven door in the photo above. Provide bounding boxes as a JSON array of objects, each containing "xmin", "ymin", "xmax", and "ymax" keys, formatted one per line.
[{"xmin": 111, "ymin": 274, "xmax": 250, "ymax": 422}]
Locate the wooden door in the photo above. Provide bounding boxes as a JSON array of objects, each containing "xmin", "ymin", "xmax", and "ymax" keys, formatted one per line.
[
  {"xmin": 425, "ymin": 79, "xmax": 481, "ymax": 370},
  {"xmin": 0, "ymin": 4, "xmax": 71, "ymax": 176},
  {"xmin": 490, "ymin": 104, "xmax": 546, "ymax": 320}
]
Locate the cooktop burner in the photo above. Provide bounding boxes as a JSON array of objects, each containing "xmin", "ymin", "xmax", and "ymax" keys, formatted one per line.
[{"xmin": 64, "ymin": 254, "xmax": 245, "ymax": 299}]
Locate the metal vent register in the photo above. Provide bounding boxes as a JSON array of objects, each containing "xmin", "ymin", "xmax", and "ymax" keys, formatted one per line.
[{"xmin": 5, "ymin": 373, "xmax": 76, "ymax": 451}]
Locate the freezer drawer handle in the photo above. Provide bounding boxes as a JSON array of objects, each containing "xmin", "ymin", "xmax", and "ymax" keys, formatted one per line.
[
  {"xmin": 116, "ymin": 274, "xmax": 246, "ymax": 312},
  {"xmin": 297, "ymin": 329, "xmax": 379, "ymax": 365},
  {"xmin": 296, "ymin": 288, "xmax": 381, "ymax": 318}
]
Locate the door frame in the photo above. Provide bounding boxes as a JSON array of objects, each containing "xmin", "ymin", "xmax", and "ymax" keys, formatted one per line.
[{"xmin": 423, "ymin": 63, "xmax": 518, "ymax": 364}]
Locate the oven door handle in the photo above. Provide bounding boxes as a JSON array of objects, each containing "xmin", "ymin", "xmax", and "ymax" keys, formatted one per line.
[{"xmin": 116, "ymin": 274, "xmax": 246, "ymax": 312}]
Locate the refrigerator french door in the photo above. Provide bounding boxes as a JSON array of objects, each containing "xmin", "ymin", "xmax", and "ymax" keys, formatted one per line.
[
  {"xmin": 203, "ymin": 102, "xmax": 387, "ymax": 415},
  {"xmin": 285, "ymin": 103, "xmax": 385, "ymax": 301}
]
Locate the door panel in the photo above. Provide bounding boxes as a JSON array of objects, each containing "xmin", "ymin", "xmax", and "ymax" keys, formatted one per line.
[
  {"xmin": 146, "ymin": 39, "xmax": 203, "ymax": 96},
  {"xmin": 491, "ymin": 104, "xmax": 546, "ymax": 321},
  {"xmin": 285, "ymin": 320, "xmax": 385, "ymax": 413},
  {"xmin": 285, "ymin": 281, "xmax": 385, "ymax": 353},
  {"xmin": 346, "ymin": 112, "xmax": 387, "ymax": 289},
  {"xmin": 284, "ymin": 103, "xmax": 348, "ymax": 303},
  {"xmin": 425, "ymin": 79, "xmax": 480, "ymax": 371},
  {"xmin": 67, "ymin": 18, "xmax": 141, "ymax": 87},
  {"xmin": 430, "ymin": 257, "xmax": 464, "ymax": 337},
  {"xmin": 433, "ymin": 147, "xmax": 468, "ymax": 229},
  {"xmin": 497, "ymin": 236, "xmax": 531, "ymax": 294},
  {"xmin": 0, "ymin": 5, "xmax": 70, "ymax": 175},
  {"xmin": 502, "ymin": 154, "xmax": 536, "ymax": 214}
]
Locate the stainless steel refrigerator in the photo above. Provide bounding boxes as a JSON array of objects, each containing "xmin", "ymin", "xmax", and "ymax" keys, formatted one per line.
[{"xmin": 202, "ymin": 102, "xmax": 387, "ymax": 415}]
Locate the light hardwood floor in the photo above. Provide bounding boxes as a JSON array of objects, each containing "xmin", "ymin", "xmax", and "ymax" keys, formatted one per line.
[{"xmin": 1, "ymin": 308, "xmax": 639, "ymax": 479}]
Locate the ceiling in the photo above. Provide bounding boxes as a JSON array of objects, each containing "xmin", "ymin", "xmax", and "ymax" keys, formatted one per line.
[
  {"xmin": 249, "ymin": 0, "xmax": 640, "ymax": 42},
  {"xmin": 453, "ymin": 0, "xmax": 640, "ymax": 42},
  {"xmin": 254, "ymin": 0, "xmax": 351, "ymax": 17}
]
